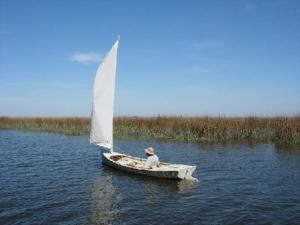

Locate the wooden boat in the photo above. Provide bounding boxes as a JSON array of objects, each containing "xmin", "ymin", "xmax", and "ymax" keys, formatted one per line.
[
  {"xmin": 90, "ymin": 37, "xmax": 197, "ymax": 180},
  {"xmin": 102, "ymin": 152, "xmax": 196, "ymax": 179}
]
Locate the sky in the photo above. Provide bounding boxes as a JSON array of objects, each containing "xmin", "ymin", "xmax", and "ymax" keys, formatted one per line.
[{"xmin": 0, "ymin": 0, "xmax": 299, "ymax": 117}]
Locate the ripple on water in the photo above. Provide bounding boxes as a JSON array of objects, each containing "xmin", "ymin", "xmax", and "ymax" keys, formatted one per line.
[{"xmin": 0, "ymin": 130, "xmax": 300, "ymax": 225}]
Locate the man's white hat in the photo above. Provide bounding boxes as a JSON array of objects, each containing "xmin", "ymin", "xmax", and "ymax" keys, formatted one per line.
[{"xmin": 145, "ymin": 147, "xmax": 154, "ymax": 155}]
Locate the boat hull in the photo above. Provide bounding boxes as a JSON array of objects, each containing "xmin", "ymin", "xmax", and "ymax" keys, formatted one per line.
[{"xmin": 101, "ymin": 152, "xmax": 196, "ymax": 180}]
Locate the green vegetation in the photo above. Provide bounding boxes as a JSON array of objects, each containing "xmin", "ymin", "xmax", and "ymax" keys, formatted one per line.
[
  {"xmin": 0, "ymin": 117, "xmax": 88, "ymax": 136},
  {"xmin": 0, "ymin": 116, "xmax": 299, "ymax": 147}
]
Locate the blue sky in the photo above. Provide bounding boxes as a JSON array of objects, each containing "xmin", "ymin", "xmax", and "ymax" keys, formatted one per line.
[{"xmin": 0, "ymin": 0, "xmax": 299, "ymax": 116}]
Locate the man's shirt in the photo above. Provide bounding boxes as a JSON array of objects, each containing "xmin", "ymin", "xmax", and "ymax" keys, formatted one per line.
[{"xmin": 144, "ymin": 155, "xmax": 160, "ymax": 169}]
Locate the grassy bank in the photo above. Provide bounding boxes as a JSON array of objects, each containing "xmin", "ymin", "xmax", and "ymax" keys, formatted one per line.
[{"xmin": 0, "ymin": 116, "xmax": 299, "ymax": 146}]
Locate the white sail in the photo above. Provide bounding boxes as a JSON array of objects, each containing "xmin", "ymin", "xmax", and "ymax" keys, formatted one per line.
[{"xmin": 90, "ymin": 39, "xmax": 119, "ymax": 150}]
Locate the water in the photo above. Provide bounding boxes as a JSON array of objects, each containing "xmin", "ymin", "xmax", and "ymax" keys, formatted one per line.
[{"xmin": 0, "ymin": 130, "xmax": 300, "ymax": 225}]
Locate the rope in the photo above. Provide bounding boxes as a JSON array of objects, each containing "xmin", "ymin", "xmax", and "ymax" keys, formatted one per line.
[{"xmin": 113, "ymin": 145, "xmax": 126, "ymax": 154}]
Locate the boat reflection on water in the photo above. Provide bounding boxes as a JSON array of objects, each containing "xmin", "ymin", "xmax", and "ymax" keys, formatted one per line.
[
  {"xmin": 177, "ymin": 179, "xmax": 198, "ymax": 192},
  {"xmin": 88, "ymin": 166, "xmax": 198, "ymax": 224},
  {"xmin": 89, "ymin": 174, "xmax": 120, "ymax": 225}
]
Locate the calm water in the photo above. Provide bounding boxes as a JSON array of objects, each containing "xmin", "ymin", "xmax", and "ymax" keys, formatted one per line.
[{"xmin": 0, "ymin": 130, "xmax": 300, "ymax": 225}]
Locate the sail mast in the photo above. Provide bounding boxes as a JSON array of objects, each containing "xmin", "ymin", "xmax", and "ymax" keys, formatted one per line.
[{"xmin": 90, "ymin": 38, "xmax": 119, "ymax": 152}]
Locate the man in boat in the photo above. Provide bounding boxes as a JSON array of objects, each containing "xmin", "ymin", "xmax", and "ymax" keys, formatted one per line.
[{"xmin": 144, "ymin": 147, "xmax": 160, "ymax": 169}]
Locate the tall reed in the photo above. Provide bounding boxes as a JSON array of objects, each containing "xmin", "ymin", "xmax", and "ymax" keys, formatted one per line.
[{"xmin": 0, "ymin": 116, "xmax": 299, "ymax": 146}]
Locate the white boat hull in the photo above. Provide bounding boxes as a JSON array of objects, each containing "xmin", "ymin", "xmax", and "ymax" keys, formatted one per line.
[{"xmin": 102, "ymin": 152, "xmax": 196, "ymax": 180}]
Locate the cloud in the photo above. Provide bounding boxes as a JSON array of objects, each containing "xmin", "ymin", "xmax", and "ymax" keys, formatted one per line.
[{"xmin": 70, "ymin": 52, "xmax": 103, "ymax": 64}]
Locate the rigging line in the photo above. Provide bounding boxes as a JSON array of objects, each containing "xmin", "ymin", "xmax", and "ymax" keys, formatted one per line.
[{"xmin": 113, "ymin": 145, "xmax": 126, "ymax": 154}]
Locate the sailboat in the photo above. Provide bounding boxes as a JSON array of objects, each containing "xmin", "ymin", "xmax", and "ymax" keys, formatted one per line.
[{"xmin": 90, "ymin": 37, "xmax": 197, "ymax": 180}]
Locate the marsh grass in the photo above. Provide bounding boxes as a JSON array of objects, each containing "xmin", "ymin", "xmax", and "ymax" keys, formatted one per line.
[
  {"xmin": 0, "ymin": 116, "xmax": 299, "ymax": 146},
  {"xmin": 0, "ymin": 117, "xmax": 89, "ymax": 136}
]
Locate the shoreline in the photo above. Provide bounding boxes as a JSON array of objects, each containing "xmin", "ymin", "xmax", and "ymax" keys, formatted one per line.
[{"xmin": 0, "ymin": 116, "xmax": 299, "ymax": 147}]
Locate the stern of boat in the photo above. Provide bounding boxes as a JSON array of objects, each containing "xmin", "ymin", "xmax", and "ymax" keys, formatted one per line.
[{"xmin": 178, "ymin": 166, "xmax": 197, "ymax": 179}]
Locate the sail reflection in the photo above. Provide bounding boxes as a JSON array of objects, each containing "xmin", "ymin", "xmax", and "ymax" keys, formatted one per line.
[{"xmin": 89, "ymin": 174, "xmax": 119, "ymax": 225}]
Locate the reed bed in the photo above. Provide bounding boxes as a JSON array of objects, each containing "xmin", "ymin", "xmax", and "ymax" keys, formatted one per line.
[
  {"xmin": 0, "ymin": 116, "xmax": 299, "ymax": 146},
  {"xmin": 0, "ymin": 117, "xmax": 90, "ymax": 135}
]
